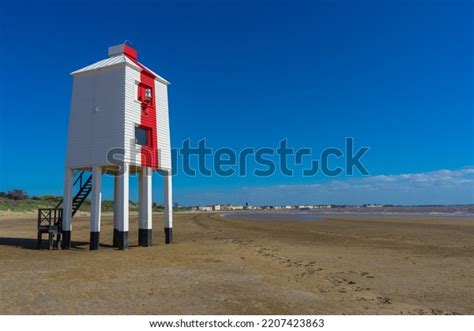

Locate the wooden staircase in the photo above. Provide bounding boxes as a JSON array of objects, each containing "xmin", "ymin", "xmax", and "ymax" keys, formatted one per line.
[
  {"xmin": 37, "ymin": 171, "xmax": 93, "ymax": 249},
  {"xmin": 63, "ymin": 172, "xmax": 93, "ymax": 217}
]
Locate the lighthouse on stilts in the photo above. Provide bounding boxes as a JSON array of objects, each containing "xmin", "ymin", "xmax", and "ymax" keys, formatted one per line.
[{"xmin": 61, "ymin": 43, "xmax": 173, "ymax": 250}]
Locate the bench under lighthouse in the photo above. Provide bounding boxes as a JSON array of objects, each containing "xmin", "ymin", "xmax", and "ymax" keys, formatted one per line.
[{"xmin": 61, "ymin": 44, "xmax": 173, "ymax": 250}]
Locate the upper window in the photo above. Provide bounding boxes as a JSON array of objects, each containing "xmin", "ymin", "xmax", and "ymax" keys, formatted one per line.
[
  {"xmin": 137, "ymin": 83, "xmax": 153, "ymax": 103},
  {"xmin": 145, "ymin": 88, "xmax": 152, "ymax": 101},
  {"xmin": 135, "ymin": 126, "xmax": 150, "ymax": 146}
]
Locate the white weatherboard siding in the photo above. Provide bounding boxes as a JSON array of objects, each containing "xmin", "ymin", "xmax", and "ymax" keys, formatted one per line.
[
  {"xmin": 66, "ymin": 76, "xmax": 93, "ymax": 167},
  {"xmin": 124, "ymin": 65, "xmax": 142, "ymax": 166},
  {"xmin": 66, "ymin": 66, "xmax": 126, "ymax": 168},
  {"xmin": 155, "ymin": 80, "xmax": 172, "ymax": 170},
  {"xmin": 67, "ymin": 52, "xmax": 171, "ymax": 171}
]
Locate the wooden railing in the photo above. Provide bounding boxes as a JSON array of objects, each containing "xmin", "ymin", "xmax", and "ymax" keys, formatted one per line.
[
  {"xmin": 37, "ymin": 208, "xmax": 63, "ymax": 230},
  {"xmin": 37, "ymin": 208, "xmax": 63, "ymax": 250}
]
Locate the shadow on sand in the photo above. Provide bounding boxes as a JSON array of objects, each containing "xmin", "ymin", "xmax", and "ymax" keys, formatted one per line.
[{"xmin": 0, "ymin": 237, "xmax": 117, "ymax": 250}]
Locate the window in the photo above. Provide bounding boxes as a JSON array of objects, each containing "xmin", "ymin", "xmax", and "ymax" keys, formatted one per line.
[
  {"xmin": 137, "ymin": 83, "xmax": 153, "ymax": 103},
  {"xmin": 145, "ymin": 88, "xmax": 152, "ymax": 101},
  {"xmin": 135, "ymin": 126, "xmax": 151, "ymax": 146}
]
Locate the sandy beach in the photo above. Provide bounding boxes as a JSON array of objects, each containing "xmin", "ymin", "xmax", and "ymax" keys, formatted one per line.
[{"xmin": 0, "ymin": 212, "xmax": 472, "ymax": 315}]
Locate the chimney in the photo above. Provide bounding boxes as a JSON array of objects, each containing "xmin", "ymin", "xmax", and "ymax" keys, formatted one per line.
[{"xmin": 108, "ymin": 44, "xmax": 138, "ymax": 60}]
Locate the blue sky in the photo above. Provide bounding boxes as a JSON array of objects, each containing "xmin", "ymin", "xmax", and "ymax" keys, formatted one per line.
[{"xmin": 0, "ymin": 0, "xmax": 472, "ymax": 205}]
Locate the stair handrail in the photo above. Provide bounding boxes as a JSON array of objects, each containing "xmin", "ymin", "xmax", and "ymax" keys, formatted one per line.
[{"xmin": 54, "ymin": 171, "xmax": 86, "ymax": 209}]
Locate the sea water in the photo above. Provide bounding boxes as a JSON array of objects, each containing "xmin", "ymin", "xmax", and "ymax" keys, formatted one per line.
[{"xmin": 221, "ymin": 206, "xmax": 474, "ymax": 221}]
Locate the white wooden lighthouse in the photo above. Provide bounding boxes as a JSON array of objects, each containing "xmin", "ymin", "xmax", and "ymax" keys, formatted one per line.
[{"xmin": 62, "ymin": 43, "xmax": 173, "ymax": 250}]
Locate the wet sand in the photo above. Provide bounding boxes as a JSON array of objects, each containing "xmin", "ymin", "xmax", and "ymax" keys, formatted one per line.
[{"xmin": 0, "ymin": 212, "xmax": 472, "ymax": 314}]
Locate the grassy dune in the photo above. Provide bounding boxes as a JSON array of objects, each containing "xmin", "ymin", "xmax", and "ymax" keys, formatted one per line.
[{"xmin": 0, "ymin": 196, "xmax": 158, "ymax": 213}]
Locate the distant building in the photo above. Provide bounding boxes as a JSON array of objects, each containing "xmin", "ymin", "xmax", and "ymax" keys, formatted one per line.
[
  {"xmin": 365, "ymin": 204, "xmax": 383, "ymax": 208},
  {"xmin": 198, "ymin": 206, "xmax": 212, "ymax": 211},
  {"xmin": 212, "ymin": 204, "xmax": 221, "ymax": 211},
  {"xmin": 317, "ymin": 205, "xmax": 332, "ymax": 209}
]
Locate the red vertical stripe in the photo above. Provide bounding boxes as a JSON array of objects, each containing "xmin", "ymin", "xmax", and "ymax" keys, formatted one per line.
[{"xmin": 125, "ymin": 52, "xmax": 159, "ymax": 169}]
